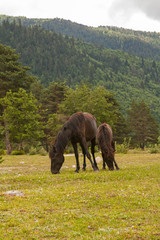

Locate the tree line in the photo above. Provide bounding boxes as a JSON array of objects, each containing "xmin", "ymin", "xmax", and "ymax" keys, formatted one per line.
[{"xmin": 0, "ymin": 44, "xmax": 159, "ymax": 154}]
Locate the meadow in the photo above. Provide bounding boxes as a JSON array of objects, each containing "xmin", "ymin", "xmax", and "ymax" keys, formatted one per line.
[{"xmin": 0, "ymin": 151, "xmax": 160, "ymax": 239}]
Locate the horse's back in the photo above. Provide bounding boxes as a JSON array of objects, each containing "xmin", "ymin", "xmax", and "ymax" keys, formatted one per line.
[
  {"xmin": 97, "ymin": 123, "xmax": 113, "ymax": 146},
  {"xmin": 83, "ymin": 112, "xmax": 97, "ymax": 141},
  {"xmin": 66, "ymin": 112, "xmax": 97, "ymax": 141}
]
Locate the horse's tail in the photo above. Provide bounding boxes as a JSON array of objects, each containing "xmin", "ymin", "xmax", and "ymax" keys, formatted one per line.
[{"xmin": 97, "ymin": 123, "xmax": 114, "ymax": 158}]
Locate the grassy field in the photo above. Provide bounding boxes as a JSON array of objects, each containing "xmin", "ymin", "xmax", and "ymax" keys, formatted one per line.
[{"xmin": 0, "ymin": 151, "xmax": 160, "ymax": 239}]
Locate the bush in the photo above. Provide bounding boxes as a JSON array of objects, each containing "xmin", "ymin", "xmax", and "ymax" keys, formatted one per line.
[
  {"xmin": 150, "ymin": 144, "xmax": 160, "ymax": 154},
  {"xmin": 38, "ymin": 147, "xmax": 47, "ymax": 156},
  {"xmin": 23, "ymin": 145, "xmax": 30, "ymax": 154},
  {"xmin": 64, "ymin": 145, "xmax": 74, "ymax": 154},
  {"xmin": 0, "ymin": 149, "xmax": 5, "ymax": 155},
  {"xmin": 11, "ymin": 150, "xmax": 25, "ymax": 155},
  {"xmin": 116, "ymin": 138, "xmax": 131, "ymax": 154},
  {"xmin": 29, "ymin": 147, "xmax": 37, "ymax": 155},
  {"xmin": 0, "ymin": 155, "xmax": 4, "ymax": 164}
]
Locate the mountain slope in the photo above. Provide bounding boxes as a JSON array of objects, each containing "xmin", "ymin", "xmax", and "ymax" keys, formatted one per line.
[
  {"xmin": 0, "ymin": 18, "xmax": 160, "ymax": 124},
  {"xmin": 1, "ymin": 15, "xmax": 160, "ymax": 61}
]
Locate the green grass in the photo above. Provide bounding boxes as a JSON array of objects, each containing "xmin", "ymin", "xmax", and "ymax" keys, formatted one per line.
[{"xmin": 0, "ymin": 151, "xmax": 160, "ymax": 239}]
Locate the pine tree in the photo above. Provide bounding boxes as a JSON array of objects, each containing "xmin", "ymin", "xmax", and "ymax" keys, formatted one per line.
[
  {"xmin": 0, "ymin": 43, "xmax": 36, "ymax": 154},
  {"xmin": 0, "ymin": 89, "xmax": 44, "ymax": 151},
  {"xmin": 127, "ymin": 100, "xmax": 159, "ymax": 149},
  {"xmin": 0, "ymin": 43, "xmax": 35, "ymax": 97}
]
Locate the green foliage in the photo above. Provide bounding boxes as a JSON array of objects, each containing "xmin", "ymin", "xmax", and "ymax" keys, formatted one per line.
[
  {"xmin": 149, "ymin": 137, "xmax": 160, "ymax": 153},
  {"xmin": 0, "ymin": 156, "xmax": 3, "ymax": 163},
  {"xmin": 0, "ymin": 88, "xmax": 44, "ymax": 149},
  {"xmin": 127, "ymin": 100, "xmax": 159, "ymax": 149},
  {"xmin": 1, "ymin": 16, "xmax": 160, "ymax": 61},
  {"xmin": 30, "ymin": 81, "xmax": 67, "ymax": 149},
  {"xmin": 0, "ymin": 20, "xmax": 160, "ymax": 125},
  {"xmin": 0, "ymin": 19, "xmax": 160, "ymax": 150},
  {"xmin": 150, "ymin": 144, "xmax": 160, "ymax": 154},
  {"xmin": 59, "ymin": 84, "xmax": 118, "ymax": 126},
  {"xmin": 0, "ymin": 149, "xmax": 4, "ymax": 163},
  {"xmin": 0, "ymin": 43, "xmax": 37, "ymax": 154},
  {"xmin": 0, "ymin": 43, "xmax": 35, "ymax": 98},
  {"xmin": 46, "ymin": 113, "xmax": 65, "ymax": 142},
  {"xmin": 11, "ymin": 150, "xmax": 25, "ymax": 155},
  {"xmin": 38, "ymin": 147, "xmax": 47, "ymax": 156},
  {"xmin": 115, "ymin": 138, "xmax": 131, "ymax": 154},
  {"xmin": 58, "ymin": 84, "xmax": 128, "ymax": 143},
  {"xmin": 28, "ymin": 146, "xmax": 47, "ymax": 155},
  {"xmin": 0, "ymin": 149, "xmax": 5, "ymax": 155},
  {"xmin": 28, "ymin": 147, "xmax": 37, "ymax": 155}
]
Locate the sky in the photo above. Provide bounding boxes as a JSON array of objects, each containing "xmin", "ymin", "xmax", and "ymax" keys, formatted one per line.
[{"xmin": 0, "ymin": 0, "xmax": 160, "ymax": 32}]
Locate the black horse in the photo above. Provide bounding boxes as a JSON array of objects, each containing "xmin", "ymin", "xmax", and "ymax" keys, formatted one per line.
[
  {"xmin": 49, "ymin": 112, "xmax": 98, "ymax": 174},
  {"xmin": 97, "ymin": 123, "xmax": 119, "ymax": 170}
]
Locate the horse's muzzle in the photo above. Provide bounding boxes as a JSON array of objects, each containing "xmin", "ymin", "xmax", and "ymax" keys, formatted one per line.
[{"xmin": 51, "ymin": 170, "xmax": 60, "ymax": 174}]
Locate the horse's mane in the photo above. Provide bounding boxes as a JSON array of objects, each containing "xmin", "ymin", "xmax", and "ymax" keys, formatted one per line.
[
  {"xmin": 52, "ymin": 112, "xmax": 85, "ymax": 153},
  {"xmin": 97, "ymin": 123, "xmax": 114, "ymax": 158}
]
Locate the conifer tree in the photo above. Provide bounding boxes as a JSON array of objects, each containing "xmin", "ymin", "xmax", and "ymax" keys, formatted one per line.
[
  {"xmin": 0, "ymin": 89, "xmax": 43, "ymax": 151},
  {"xmin": 0, "ymin": 43, "xmax": 35, "ymax": 97},
  {"xmin": 127, "ymin": 100, "xmax": 159, "ymax": 149},
  {"xmin": 0, "ymin": 43, "xmax": 36, "ymax": 154}
]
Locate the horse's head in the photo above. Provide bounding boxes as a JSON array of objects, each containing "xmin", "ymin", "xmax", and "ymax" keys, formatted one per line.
[
  {"xmin": 49, "ymin": 146, "xmax": 64, "ymax": 174},
  {"xmin": 104, "ymin": 151, "xmax": 115, "ymax": 170},
  {"xmin": 105, "ymin": 157, "xmax": 114, "ymax": 170}
]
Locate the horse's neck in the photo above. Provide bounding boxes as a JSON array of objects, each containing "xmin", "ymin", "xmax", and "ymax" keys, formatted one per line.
[{"xmin": 56, "ymin": 130, "xmax": 70, "ymax": 153}]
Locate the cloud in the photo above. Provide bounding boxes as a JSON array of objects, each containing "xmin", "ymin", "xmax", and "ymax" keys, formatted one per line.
[{"xmin": 110, "ymin": 0, "xmax": 160, "ymax": 22}]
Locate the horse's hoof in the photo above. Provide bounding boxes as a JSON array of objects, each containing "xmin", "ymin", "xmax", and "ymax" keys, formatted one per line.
[
  {"xmin": 94, "ymin": 169, "xmax": 99, "ymax": 173},
  {"xmin": 116, "ymin": 168, "xmax": 120, "ymax": 170},
  {"xmin": 75, "ymin": 170, "xmax": 79, "ymax": 173},
  {"xmin": 82, "ymin": 168, "xmax": 86, "ymax": 171}
]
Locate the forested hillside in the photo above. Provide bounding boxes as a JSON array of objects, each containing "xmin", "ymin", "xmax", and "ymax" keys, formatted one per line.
[
  {"xmin": 0, "ymin": 18, "xmax": 160, "ymax": 124},
  {"xmin": 1, "ymin": 15, "xmax": 160, "ymax": 60}
]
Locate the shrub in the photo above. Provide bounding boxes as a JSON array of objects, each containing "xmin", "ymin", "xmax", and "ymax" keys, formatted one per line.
[
  {"xmin": 150, "ymin": 144, "xmax": 160, "ymax": 154},
  {"xmin": 64, "ymin": 145, "xmax": 74, "ymax": 154},
  {"xmin": 38, "ymin": 147, "xmax": 47, "ymax": 156},
  {"xmin": 0, "ymin": 155, "xmax": 4, "ymax": 164},
  {"xmin": 0, "ymin": 149, "xmax": 5, "ymax": 155},
  {"xmin": 29, "ymin": 147, "xmax": 37, "ymax": 155},
  {"xmin": 116, "ymin": 138, "xmax": 131, "ymax": 154},
  {"xmin": 11, "ymin": 150, "xmax": 25, "ymax": 155},
  {"xmin": 23, "ymin": 145, "xmax": 30, "ymax": 154}
]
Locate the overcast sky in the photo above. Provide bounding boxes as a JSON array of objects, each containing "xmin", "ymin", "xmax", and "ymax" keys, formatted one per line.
[{"xmin": 0, "ymin": 0, "xmax": 160, "ymax": 32}]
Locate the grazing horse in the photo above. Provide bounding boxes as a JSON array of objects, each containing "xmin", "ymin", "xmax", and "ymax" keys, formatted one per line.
[
  {"xmin": 97, "ymin": 123, "xmax": 119, "ymax": 170},
  {"xmin": 49, "ymin": 112, "xmax": 98, "ymax": 174}
]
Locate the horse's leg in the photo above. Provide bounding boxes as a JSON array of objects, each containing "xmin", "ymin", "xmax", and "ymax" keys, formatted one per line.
[
  {"xmin": 79, "ymin": 143, "xmax": 86, "ymax": 171},
  {"xmin": 72, "ymin": 142, "xmax": 80, "ymax": 173},
  {"xmin": 102, "ymin": 152, "xmax": 106, "ymax": 170},
  {"xmin": 80, "ymin": 138, "xmax": 98, "ymax": 171},
  {"xmin": 81, "ymin": 146, "xmax": 86, "ymax": 171},
  {"xmin": 91, "ymin": 138, "xmax": 99, "ymax": 170},
  {"xmin": 113, "ymin": 158, "xmax": 120, "ymax": 170},
  {"xmin": 82, "ymin": 154, "xmax": 86, "ymax": 171}
]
